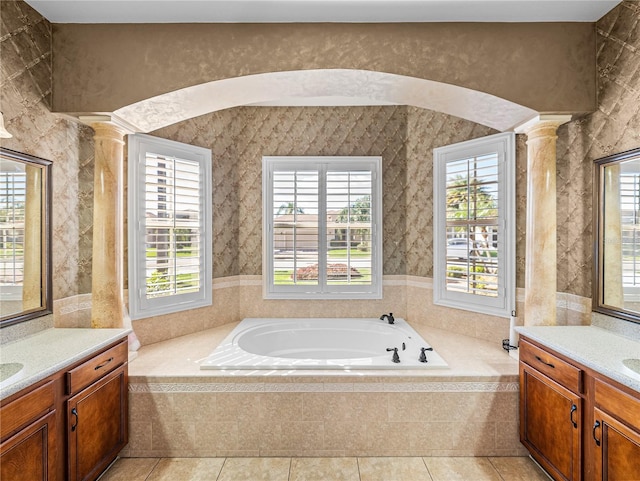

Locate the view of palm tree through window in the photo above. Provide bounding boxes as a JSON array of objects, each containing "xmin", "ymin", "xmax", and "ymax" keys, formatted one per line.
[
  {"xmin": 272, "ymin": 169, "xmax": 373, "ymax": 287},
  {"xmin": 144, "ymin": 153, "xmax": 202, "ymax": 299},
  {"xmin": 445, "ymin": 153, "xmax": 499, "ymax": 297}
]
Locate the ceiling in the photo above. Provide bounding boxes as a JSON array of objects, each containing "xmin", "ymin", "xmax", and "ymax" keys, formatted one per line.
[{"xmin": 25, "ymin": 0, "xmax": 621, "ymax": 24}]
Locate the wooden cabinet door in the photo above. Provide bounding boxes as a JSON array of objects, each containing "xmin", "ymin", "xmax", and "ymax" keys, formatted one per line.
[
  {"xmin": 593, "ymin": 408, "xmax": 640, "ymax": 481},
  {"xmin": 67, "ymin": 365, "xmax": 127, "ymax": 481},
  {"xmin": 520, "ymin": 363, "xmax": 582, "ymax": 481},
  {"xmin": 0, "ymin": 410, "xmax": 56, "ymax": 481}
]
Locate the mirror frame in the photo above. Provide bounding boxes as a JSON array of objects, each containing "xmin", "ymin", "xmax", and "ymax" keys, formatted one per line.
[
  {"xmin": 0, "ymin": 147, "xmax": 52, "ymax": 328},
  {"xmin": 593, "ymin": 146, "xmax": 640, "ymax": 324}
]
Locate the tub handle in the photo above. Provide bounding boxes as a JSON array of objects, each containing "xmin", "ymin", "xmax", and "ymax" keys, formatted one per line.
[
  {"xmin": 386, "ymin": 347, "xmax": 400, "ymax": 363},
  {"xmin": 419, "ymin": 347, "xmax": 433, "ymax": 363}
]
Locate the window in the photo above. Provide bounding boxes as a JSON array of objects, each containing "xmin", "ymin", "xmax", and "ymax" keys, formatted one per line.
[
  {"xmin": 263, "ymin": 156, "xmax": 382, "ymax": 299},
  {"xmin": 433, "ymin": 132, "xmax": 515, "ymax": 317},
  {"xmin": 128, "ymin": 134, "xmax": 212, "ymax": 319},
  {"xmin": 0, "ymin": 168, "xmax": 25, "ymax": 299}
]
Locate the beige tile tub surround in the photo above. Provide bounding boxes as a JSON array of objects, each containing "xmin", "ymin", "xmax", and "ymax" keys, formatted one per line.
[
  {"xmin": 131, "ymin": 275, "xmax": 593, "ymax": 346},
  {"xmin": 125, "ymin": 323, "xmax": 526, "ymax": 458},
  {"xmin": 100, "ymin": 456, "xmax": 549, "ymax": 481}
]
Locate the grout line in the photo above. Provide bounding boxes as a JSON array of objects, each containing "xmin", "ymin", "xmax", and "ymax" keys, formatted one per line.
[
  {"xmin": 356, "ymin": 457, "xmax": 361, "ymax": 481},
  {"xmin": 215, "ymin": 457, "xmax": 228, "ymax": 481},
  {"xmin": 287, "ymin": 457, "xmax": 293, "ymax": 481},
  {"xmin": 421, "ymin": 457, "xmax": 435, "ymax": 481},
  {"xmin": 144, "ymin": 458, "xmax": 162, "ymax": 481},
  {"xmin": 486, "ymin": 457, "xmax": 506, "ymax": 481}
]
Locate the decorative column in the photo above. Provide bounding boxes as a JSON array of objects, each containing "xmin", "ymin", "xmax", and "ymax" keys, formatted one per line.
[
  {"xmin": 22, "ymin": 165, "xmax": 42, "ymax": 310},
  {"xmin": 516, "ymin": 115, "xmax": 571, "ymax": 326},
  {"xmin": 603, "ymin": 163, "xmax": 624, "ymax": 307},
  {"xmin": 85, "ymin": 118, "xmax": 127, "ymax": 328}
]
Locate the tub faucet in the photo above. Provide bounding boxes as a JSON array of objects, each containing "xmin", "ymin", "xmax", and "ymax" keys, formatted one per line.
[
  {"xmin": 380, "ymin": 312, "xmax": 395, "ymax": 324},
  {"xmin": 386, "ymin": 347, "xmax": 400, "ymax": 363},
  {"xmin": 419, "ymin": 347, "xmax": 433, "ymax": 363}
]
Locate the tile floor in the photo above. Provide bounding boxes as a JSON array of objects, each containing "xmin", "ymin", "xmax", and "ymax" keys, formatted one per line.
[{"xmin": 100, "ymin": 456, "xmax": 551, "ymax": 481}]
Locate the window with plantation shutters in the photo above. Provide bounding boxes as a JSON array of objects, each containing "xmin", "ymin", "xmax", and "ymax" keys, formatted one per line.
[
  {"xmin": 433, "ymin": 132, "xmax": 515, "ymax": 318},
  {"xmin": 128, "ymin": 134, "xmax": 212, "ymax": 319},
  {"xmin": 0, "ymin": 169, "xmax": 25, "ymax": 295},
  {"xmin": 263, "ymin": 156, "xmax": 382, "ymax": 299}
]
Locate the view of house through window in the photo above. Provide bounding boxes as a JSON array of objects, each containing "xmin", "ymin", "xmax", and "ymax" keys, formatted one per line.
[
  {"xmin": 128, "ymin": 134, "xmax": 212, "ymax": 319},
  {"xmin": 264, "ymin": 157, "xmax": 382, "ymax": 299},
  {"xmin": 143, "ymin": 153, "xmax": 202, "ymax": 298}
]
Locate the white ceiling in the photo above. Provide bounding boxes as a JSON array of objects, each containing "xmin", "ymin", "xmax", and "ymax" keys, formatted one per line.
[{"xmin": 25, "ymin": 0, "xmax": 621, "ymax": 24}]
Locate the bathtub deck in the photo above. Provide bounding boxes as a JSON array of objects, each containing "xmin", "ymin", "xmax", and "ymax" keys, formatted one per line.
[
  {"xmin": 125, "ymin": 322, "xmax": 525, "ymax": 458},
  {"xmin": 129, "ymin": 321, "xmax": 519, "ymax": 381}
]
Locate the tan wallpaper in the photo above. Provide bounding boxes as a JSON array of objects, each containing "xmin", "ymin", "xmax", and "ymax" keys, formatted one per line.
[
  {"xmin": 153, "ymin": 105, "xmax": 499, "ymax": 280},
  {"xmin": 556, "ymin": 1, "xmax": 640, "ymax": 298},
  {"xmin": 0, "ymin": 0, "xmax": 94, "ymax": 301},
  {"xmin": 2, "ymin": 0, "xmax": 639, "ymax": 336}
]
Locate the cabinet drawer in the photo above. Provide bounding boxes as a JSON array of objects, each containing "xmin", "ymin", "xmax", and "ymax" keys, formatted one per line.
[
  {"xmin": 595, "ymin": 378, "xmax": 640, "ymax": 431},
  {"xmin": 0, "ymin": 381, "xmax": 54, "ymax": 440},
  {"xmin": 520, "ymin": 339, "xmax": 582, "ymax": 393},
  {"xmin": 67, "ymin": 340, "xmax": 127, "ymax": 395}
]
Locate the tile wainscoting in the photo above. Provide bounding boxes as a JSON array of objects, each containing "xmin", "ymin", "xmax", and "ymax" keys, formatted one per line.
[{"xmin": 128, "ymin": 275, "xmax": 592, "ymax": 346}]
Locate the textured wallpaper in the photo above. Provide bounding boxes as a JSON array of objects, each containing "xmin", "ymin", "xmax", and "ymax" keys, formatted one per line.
[
  {"xmin": 154, "ymin": 105, "xmax": 501, "ymax": 280},
  {"xmin": 2, "ymin": 0, "xmax": 638, "ymax": 315},
  {"xmin": 556, "ymin": 1, "xmax": 640, "ymax": 298},
  {"xmin": 0, "ymin": 0, "xmax": 94, "ymax": 300}
]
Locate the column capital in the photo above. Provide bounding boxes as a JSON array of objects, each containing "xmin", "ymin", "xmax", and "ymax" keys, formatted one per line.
[
  {"xmin": 78, "ymin": 114, "xmax": 138, "ymax": 139},
  {"xmin": 514, "ymin": 114, "xmax": 573, "ymax": 137}
]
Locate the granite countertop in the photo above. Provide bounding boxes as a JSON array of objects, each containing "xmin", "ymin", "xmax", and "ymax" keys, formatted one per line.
[
  {"xmin": 516, "ymin": 325, "xmax": 640, "ymax": 393},
  {"xmin": 0, "ymin": 328, "xmax": 131, "ymax": 401}
]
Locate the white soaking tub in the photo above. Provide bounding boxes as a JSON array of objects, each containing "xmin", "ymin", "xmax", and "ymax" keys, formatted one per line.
[{"xmin": 200, "ymin": 317, "xmax": 448, "ymax": 370}]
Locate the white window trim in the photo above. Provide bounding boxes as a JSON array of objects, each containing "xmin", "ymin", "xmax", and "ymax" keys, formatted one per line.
[
  {"xmin": 128, "ymin": 133, "xmax": 212, "ymax": 320},
  {"xmin": 263, "ymin": 156, "xmax": 383, "ymax": 300},
  {"xmin": 433, "ymin": 132, "xmax": 515, "ymax": 318}
]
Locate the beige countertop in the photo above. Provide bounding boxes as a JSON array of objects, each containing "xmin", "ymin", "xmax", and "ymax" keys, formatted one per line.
[
  {"xmin": 517, "ymin": 325, "xmax": 640, "ymax": 393},
  {"xmin": 0, "ymin": 328, "xmax": 131, "ymax": 401}
]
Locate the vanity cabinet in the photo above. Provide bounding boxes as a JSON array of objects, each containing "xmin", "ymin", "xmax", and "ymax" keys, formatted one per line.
[
  {"xmin": 519, "ymin": 339, "xmax": 583, "ymax": 481},
  {"xmin": 0, "ymin": 337, "xmax": 128, "ymax": 481},
  {"xmin": 0, "ymin": 382, "xmax": 56, "ymax": 481},
  {"xmin": 66, "ymin": 342, "xmax": 128, "ymax": 481},
  {"xmin": 520, "ymin": 336, "xmax": 640, "ymax": 481},
  {"xmin": 592, "ymin": 379, "xmax": 640, "ymax": 480}
]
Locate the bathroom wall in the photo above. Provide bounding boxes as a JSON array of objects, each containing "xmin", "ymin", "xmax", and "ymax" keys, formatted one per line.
[
  {"xmin": 4, "ymin": 0, "xmax": 639, "ymax": 344},
  {"xmin": 555, "ymin": 0, "xmax": 639, "ymax": 328},
  {"xmin": 0, "ymin": 0, "xmax": 94, "ymax": 343}
]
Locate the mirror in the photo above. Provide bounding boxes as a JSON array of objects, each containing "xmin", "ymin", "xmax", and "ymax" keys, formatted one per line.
[
  {"xmin": 0, "ymin": 148, "xmax": 52, "ymax": 327},
  {"xmin": 594, "ymin": 147, "xmax": 640, "ymax": 324}
]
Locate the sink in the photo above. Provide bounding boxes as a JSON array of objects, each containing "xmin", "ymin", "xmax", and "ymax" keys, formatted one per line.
[
  {"xmin": 0, "ymin": 362, "xmax": 24, "ymax": 389},
  {"xmin": 622, "ymin": 358, "xmax": 640, "ymax": 376}
]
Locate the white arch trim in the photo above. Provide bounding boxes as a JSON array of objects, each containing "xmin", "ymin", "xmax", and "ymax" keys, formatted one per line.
[{"xmin": 113, "ymin": 69, "xmax": 537, "ymax": 133}]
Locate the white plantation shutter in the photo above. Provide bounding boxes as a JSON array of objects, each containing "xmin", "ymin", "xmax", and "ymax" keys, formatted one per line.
[
  {"xmin": 433, "ymin": 132, "xmax": 515, "ymax": 317},
  {"xmin": 0, "ymin": 170, "xmax": 25, "ymax": 290},
  {"xmin": 263, "ymin": 156, "xmax": 382, "ymax": 299},
  {"xmin": 129, "ymin": 134, "xmax": 212, "ymax": 319}
]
